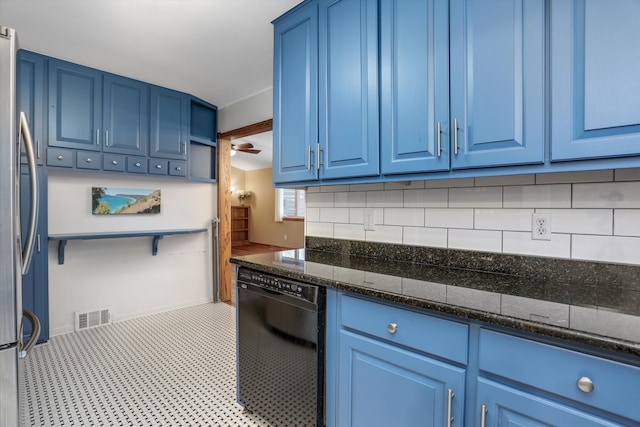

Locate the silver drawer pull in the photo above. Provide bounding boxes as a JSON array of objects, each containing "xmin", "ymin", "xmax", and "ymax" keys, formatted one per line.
[
  {"xmin": 86, "ymin": 158, "xmax": 93, "ymax": 163},
  {"xmin": 387, "ymin": 323, "xmax": 397, "ymax": 334},
  {"xmin": 112, "ymin": 160, "xmax": 118, "ymax": 165},
  {"xmin": 175, "ymin": 166, "xmax": 182, "ymax": 171},
  {"xmin": 135, "ymin": 162, "xmax": 141, "ymax": 167},
  {"xmin": 57, "ymin": 155, "xmax": 64, "ymax": 161},
  {"xmin": 156, "ymin": 164, "xmax": 162, "ymax": 169},
  {"xmin": 577, "ymin": 376, "xmax": 594, "ymax": 393}
]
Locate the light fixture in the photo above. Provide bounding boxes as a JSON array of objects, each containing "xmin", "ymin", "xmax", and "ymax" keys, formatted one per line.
[{"xmin": 230, "ymin": 149, "xmax": 236, "ymax": 157}]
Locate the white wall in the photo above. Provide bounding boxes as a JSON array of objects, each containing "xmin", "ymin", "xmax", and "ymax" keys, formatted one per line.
[
  {"xmin": 47, "ymin": 170, "xmax": 217, "ymax": 336},
  {"xmin": 306, "ymin": 169, "xmax": 640, "ymax": 266},
  {"xmin": 218, "ymin": 88, "xmax": 272, "ymax": 133}
]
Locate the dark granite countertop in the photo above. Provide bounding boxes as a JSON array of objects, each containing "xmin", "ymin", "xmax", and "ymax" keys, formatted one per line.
[{"xmin": 231, "ymin": 248, "xmax": 640, "ymax": 359}]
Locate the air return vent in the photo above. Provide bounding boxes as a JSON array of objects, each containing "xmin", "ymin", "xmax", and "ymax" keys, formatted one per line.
[{"xmin": 75, "ymin": 309, "xmax": 111, "ymax": 332}]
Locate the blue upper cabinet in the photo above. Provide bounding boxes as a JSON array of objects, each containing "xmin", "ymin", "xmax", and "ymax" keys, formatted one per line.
[
  {"xmin": 149, "ymin": 86, "xmax": 189, "ymax": 160},
  {"xmin": 17, "ymin": 51, "xmax": 46, "ymax": 164},
  {"xmin": 273, "ymin": 1, "xmax": 319, "ymax": 183},
  {"xmin": 380, "ymin": 0, "xmax": 450, "ymax": 175},
  {"xmin": 48, "ymin": 59, "xmax": 102, "ymax": 151},
  {"xmin": 102, "ymin": 74, "xmax": 149, "ymax": 156},
  {"xmin": 449, "ymin": 0, "xmax": 545, "ymax": 169},
  {"xmin": 318, "ymin": 0, "xmax": 379, "ymax": 180},
  {"xmin": 550, "ymin": 0, "xmax": 640, "ymax": 161}
]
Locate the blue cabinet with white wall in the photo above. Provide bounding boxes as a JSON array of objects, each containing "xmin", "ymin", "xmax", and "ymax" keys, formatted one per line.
[
  {"xmin": 550, "ymin": 0, "xmax": 640, "ymax": 161},
  {"xmin": 273, "ymin": 0, "xmax": 379, "ymax": 184},
  {"xmin": 17, "ymin": 50, "xmax": 46, "ymax": 165},
  {"xmin": 149, "ymin": 86, "xmax": 189, "ymax": 161}
]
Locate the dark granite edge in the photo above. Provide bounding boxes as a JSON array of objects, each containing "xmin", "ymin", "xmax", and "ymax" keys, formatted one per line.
[
  {"xmin": 305, "ymin": 237, "xmax": 640, "ymax": 289},
  {"xmin": 231, "ymin": 257, "xmax": 640, "ymax": 359}
]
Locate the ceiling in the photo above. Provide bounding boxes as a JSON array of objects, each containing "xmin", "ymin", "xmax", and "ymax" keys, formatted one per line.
[
  {"xmin": 231, "ymin": 131, "xmax": 273, "ymax": 171},
  {"xmin": 1, "ymin": 0, "xmax": 301, "ymax": 109}
]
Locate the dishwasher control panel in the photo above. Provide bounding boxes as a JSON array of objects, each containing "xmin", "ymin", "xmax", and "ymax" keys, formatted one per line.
[{"xmin": 238, "ymin": 268, "xmax": 318, "ymax": 304}]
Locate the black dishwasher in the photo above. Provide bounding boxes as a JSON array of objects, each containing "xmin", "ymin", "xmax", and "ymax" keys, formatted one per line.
[{"xmin": 237, "ymin": 267, "xmax": 326, "ymax": 427}]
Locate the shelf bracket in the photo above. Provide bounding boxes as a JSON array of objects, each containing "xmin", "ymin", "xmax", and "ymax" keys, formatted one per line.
[
  {"xmin": 152, "ymin": 235, "xmax": 164, "ymax": 256},
  {"xmin": 57, "ymin": 240, "xmax": 67, "ymax": 265}
]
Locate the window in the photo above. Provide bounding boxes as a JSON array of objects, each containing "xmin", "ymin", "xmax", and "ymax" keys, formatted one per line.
[{"xmin": 275, "ymin": 188, "xmax": 305, "ymax": 221}]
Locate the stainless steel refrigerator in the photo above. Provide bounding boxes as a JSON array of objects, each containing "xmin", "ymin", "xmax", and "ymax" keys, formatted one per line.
[{"xmin": 0, "ymin": 26, "xmax": 41, "ymax": 426}]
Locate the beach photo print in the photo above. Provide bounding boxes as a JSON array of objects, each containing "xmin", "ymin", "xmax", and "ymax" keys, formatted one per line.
[{"xmin": 92, "ymin": 187, "xmax": 161, "ymax": 215}]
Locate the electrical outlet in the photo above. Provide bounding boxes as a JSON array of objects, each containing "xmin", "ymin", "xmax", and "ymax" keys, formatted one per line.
[
  {"xmin": 531, "ymin": 213, "xmax": 552, "ymax": 240},
  {"xmin": 283, "ymin": 234, "xmax": 287, "ymax": 241},
  {"xmin": 364, "ymin": 208, "xmax": 376, "ymax": 231}
]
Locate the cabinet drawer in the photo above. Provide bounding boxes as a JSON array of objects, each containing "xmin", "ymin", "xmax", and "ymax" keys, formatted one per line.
[
  {"xmin": 479, "ymin": 329, "xmax": 640, "ymax": 421},
  {"xmin": 148, "ymin": 159, "xmax": 168, "ymax": 175},
  {"xmin": 168, "ymin": 160, "xmax": 186, "ymax": 177},
  {"xmin": 340, "ymin": 294, "xmax": 468, "ymax": 364},
  {"xmin": 46, "ymin": 148, "xmax": 73, "ymax": 168},
  {"xmin": 103, "ymin": 154, "xmax": 125, "ymax": 172},
  {"xmin": 76, "ymin": 151, "xmax": 100, "ymax": 170},
  {"xmin": 127, "ymin": 156, "xmax": 147, "ymax": 174}
]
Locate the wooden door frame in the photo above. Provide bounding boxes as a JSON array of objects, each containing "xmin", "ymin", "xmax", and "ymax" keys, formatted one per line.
[{"xmin": 217, "ymin": 119, "xmax": 272, "ymax": 302}]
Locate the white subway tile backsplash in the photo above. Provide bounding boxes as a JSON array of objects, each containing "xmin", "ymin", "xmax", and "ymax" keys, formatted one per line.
[
  {"xmin": 334, "ymin": 191, "xmax": 366, "ymax": 208},
  {"xmin": 503, "ymin": 184, "xmax": 571, "ymax": 208},
  {"xmin": 535, "ymin": 170, "xmax": 613, "ymax": 184},
  {"xmin": 403, "ymin": 188, "xmax": 448, "ymax": 208},
  {"xmin": 306, "ymin": 207, "xmax": 320, "ymax": 222},
  {"xmin": 306, "ymin": 192, "xmax": 334, "ymax": 208},
  {"xmin": 334, "ymin": 223, "xmax": 366, "ymax": 241},
  {"xmin": 448, "ymin": 229, "xmax": 502, "ymax": 253},
  {"xmin": 475, "ymin": 209, "xmax": 533, "ymax": 231},
  {"xmin": 349, "ymin": 183, "xmax": 385, "ymax": 191},
  {"xmin": 424, "ymin": 178, "xmax": 474, "ymax": 188},
  {"xmin": 365, "ymin": 225, "xmax": 403, "ymax": 244},
  {"xmin": 384, "ymin": 180, "xmax": 425, "ymax": 190},
  {"xmin": 306, "ymin": 222, "xmax": 334, "ymax": 238},
  {"xmin": 535, "ymin": 209, "xmax": 613, "ymax": 235},
  {"xmin": 503, "ymin": 231, "xmax": 571, "ymax": 258},
  {"xmin": 614, "ymin": 210, "xmax": 640, "ymax": 237},
  {"xmin": 573, "ymin": 181, "xmax": 640, "ymax": 208},
  {"xmin": 615, "ymin": 168, "xmax": 640, "ymax": 182},
  {"xmin": 349, "ymin": 207, "xmax": 383, "ymax": 225},
  {"xmin": 425, "ymin": 208, "xmax": 474, "ymax": 229},
  {"xmin": 572, "ymin": 235, "xmax": 640, "ymax": 265},
  {"xmin": 402, "ymin": 227, "xmax": 448, "ymax": 248},
  {"xmin": 306, "ymin": 187, "xmax": 320, "ymax": 193},
  {"xmin": 449, "ymin": 187, "xmax": 503, "ymax": 208},
  {"xmin": 474, "ymin": 174, "xmax": 535, "ymax": 187},
  {"xmin": 384, "ymin": 208, "xmax": 425, "ymax": 227},
  {"xmin": 320, "ymin": 185, "xmax": 348, "ymax": 193},
  {"xmin": 319, "ymin": 207, "xmax": 350, "ymax": 223},
  {"xmin": 366, "ymin": 190, "xmax": 404, "ymax": 207}
]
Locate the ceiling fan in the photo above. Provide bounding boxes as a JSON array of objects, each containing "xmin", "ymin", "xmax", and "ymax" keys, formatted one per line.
[{"xmin": 231, "ymin": 142, "xmax": 261, "ymax": 154}]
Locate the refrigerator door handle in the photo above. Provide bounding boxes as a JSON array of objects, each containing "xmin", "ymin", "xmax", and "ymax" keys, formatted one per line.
[
  {"xmin": 18, "ymin": 309, "xmax": 40, "ymax": 359},
  {"xmin": 20, "ymin": 111, "xmax": 38, "ymax": 275}
]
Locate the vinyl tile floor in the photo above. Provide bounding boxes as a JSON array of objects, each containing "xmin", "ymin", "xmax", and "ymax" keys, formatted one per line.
[{"xmin": 23, "ymin": 303, "xmax": 271, "ymax": 426}]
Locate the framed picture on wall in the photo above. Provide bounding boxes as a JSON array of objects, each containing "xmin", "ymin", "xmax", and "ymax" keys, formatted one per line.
[{"xmin": 92, "ymin": 187, "xmax": 161, "ymax": 215}]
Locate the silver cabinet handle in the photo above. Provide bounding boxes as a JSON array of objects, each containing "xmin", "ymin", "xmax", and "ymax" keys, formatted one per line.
[
  {"xmin": 182, "ymin": 141, "xmax": 187, "ymax": 154},
  {"xmin": 437, "ymin": 121, "xmax": 442, "ymax": 157},
  {"xmin": 577, "ymin": 376, "xmax": 594, "ymax": 393},
  {"xmin": 86, "ymin": 157, "xmax": 93, "ymax": 163},
  {"xmin": 112, "ymin": 160, "xmax": 118, "ymax": 165},
  {"xmin": 453, "ymin": 118, "xmax": 458, "ymax": 155},
  {"xmin": 36, "ymin": 234, "xmax": 41, "ymax": 253},
  {"xmin": 36, "ymin": 140, "xmax": 40, "ymax": 159},
  {"xmin": 96, "ymin": 128, "xmax": 100, "ymax": 145},
  {"xmin": 156, "ymin": 164, "xmax": 162, "ymax": 169},
  {"xmin": 135, "ymin": 162, "xmax": 141, "ymax": 167},
  {"xmin": 307, "ymin": 144, "xmax": 312, "ymax": 170},
  {"xmin": 317, "ymin": 143, "xmax": 323, "ymax": 170},
  {"xmin": 387, "ymin": 323, "xmax": 397, "ymax": 334},
  {"xmin": 447, "ymin": 389, "xmax": 454, "ymax": 427},
  {"xmin": 480, "ymin": 404, "xmax": 487, "ymax": 427},
  {"xmin": 105, "ymin": 129, "xmax": 109, "ymax": 147},
  {"xmin": 175, "ymin": 166, "xmax": 182, "ymax": 171},
  {"xmin": 57, "ymin": 155, "xmax": 64, "ymax": 161}
]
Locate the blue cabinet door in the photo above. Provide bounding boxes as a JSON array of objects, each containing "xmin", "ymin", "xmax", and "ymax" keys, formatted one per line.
[
  {"xmin": 550, "ymin": 0, "xmax": 640, "ymax": 161},
  {"xmin": 273, "ymin": 1, "xmax": 319, "ymax": 184},
  {"xmin": 20, "ymin": 165, "xmax": 49, "ymax": 343},
  {"xmin": 476, "ymin": 378, "xmax": 621, "ymax": 427},
  {"xmin": 449, "ymin": 0, "xmax": 545, "ymax": 169},
  {"xmin": 337, "ymin": 330, "xmax": 465, "ymax": 427},
  {"xmin": 17, "ymin": 51, "xmax": 45, "ymax": 164},
  {"xmin": 319, "ymin": 0, "xmax": 379, "ymax": 180},
  {"xmin": 149, "ymin": 86, "xmax": 188, "ymax": 160},
  {"xmin": 103, "ymin": 74, "xmax": 149, "ymax": 156},
  {"xmin": 48, "ymin": 59, "xmax": 102, "ymax": 151},
  {"xmin": 380, "ymin": 0, "xmax": 450, "ymax": 174}
]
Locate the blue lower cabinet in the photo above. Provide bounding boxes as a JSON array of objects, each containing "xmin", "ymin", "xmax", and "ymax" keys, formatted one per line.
[
  {"xmin": 46, "ymin": 147, "xmax": 73, "ymax": 168},
  {"xmin": 168, "ymin": 160, "xmax": 186, "ymax": 177},
  {"xmin": 475, "ymin": 378, "xmax": 619, "ymax": 427},
  {"xmin": 149, "ymin": 159, "xmax": 168, "ymax": 175},
  {"xmin": 76, "ymin": 151, "xmax": 101, "ymax": 170},
  {"xmin": 102, "ymin": 153, "xmax": 126, "ymax": 172},
  {"xmin": 127, "ymin": 156, "xmax": 148, "ymax": 174}
]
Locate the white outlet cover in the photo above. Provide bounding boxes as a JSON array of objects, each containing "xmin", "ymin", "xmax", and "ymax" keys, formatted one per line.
[
  {"xmin": 364, "ymin": 208, "xmax": 376, "ymax": 231},
  {"xmin": 531, "ymin": 213, "xmax": 552, "ymax": 241}
]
